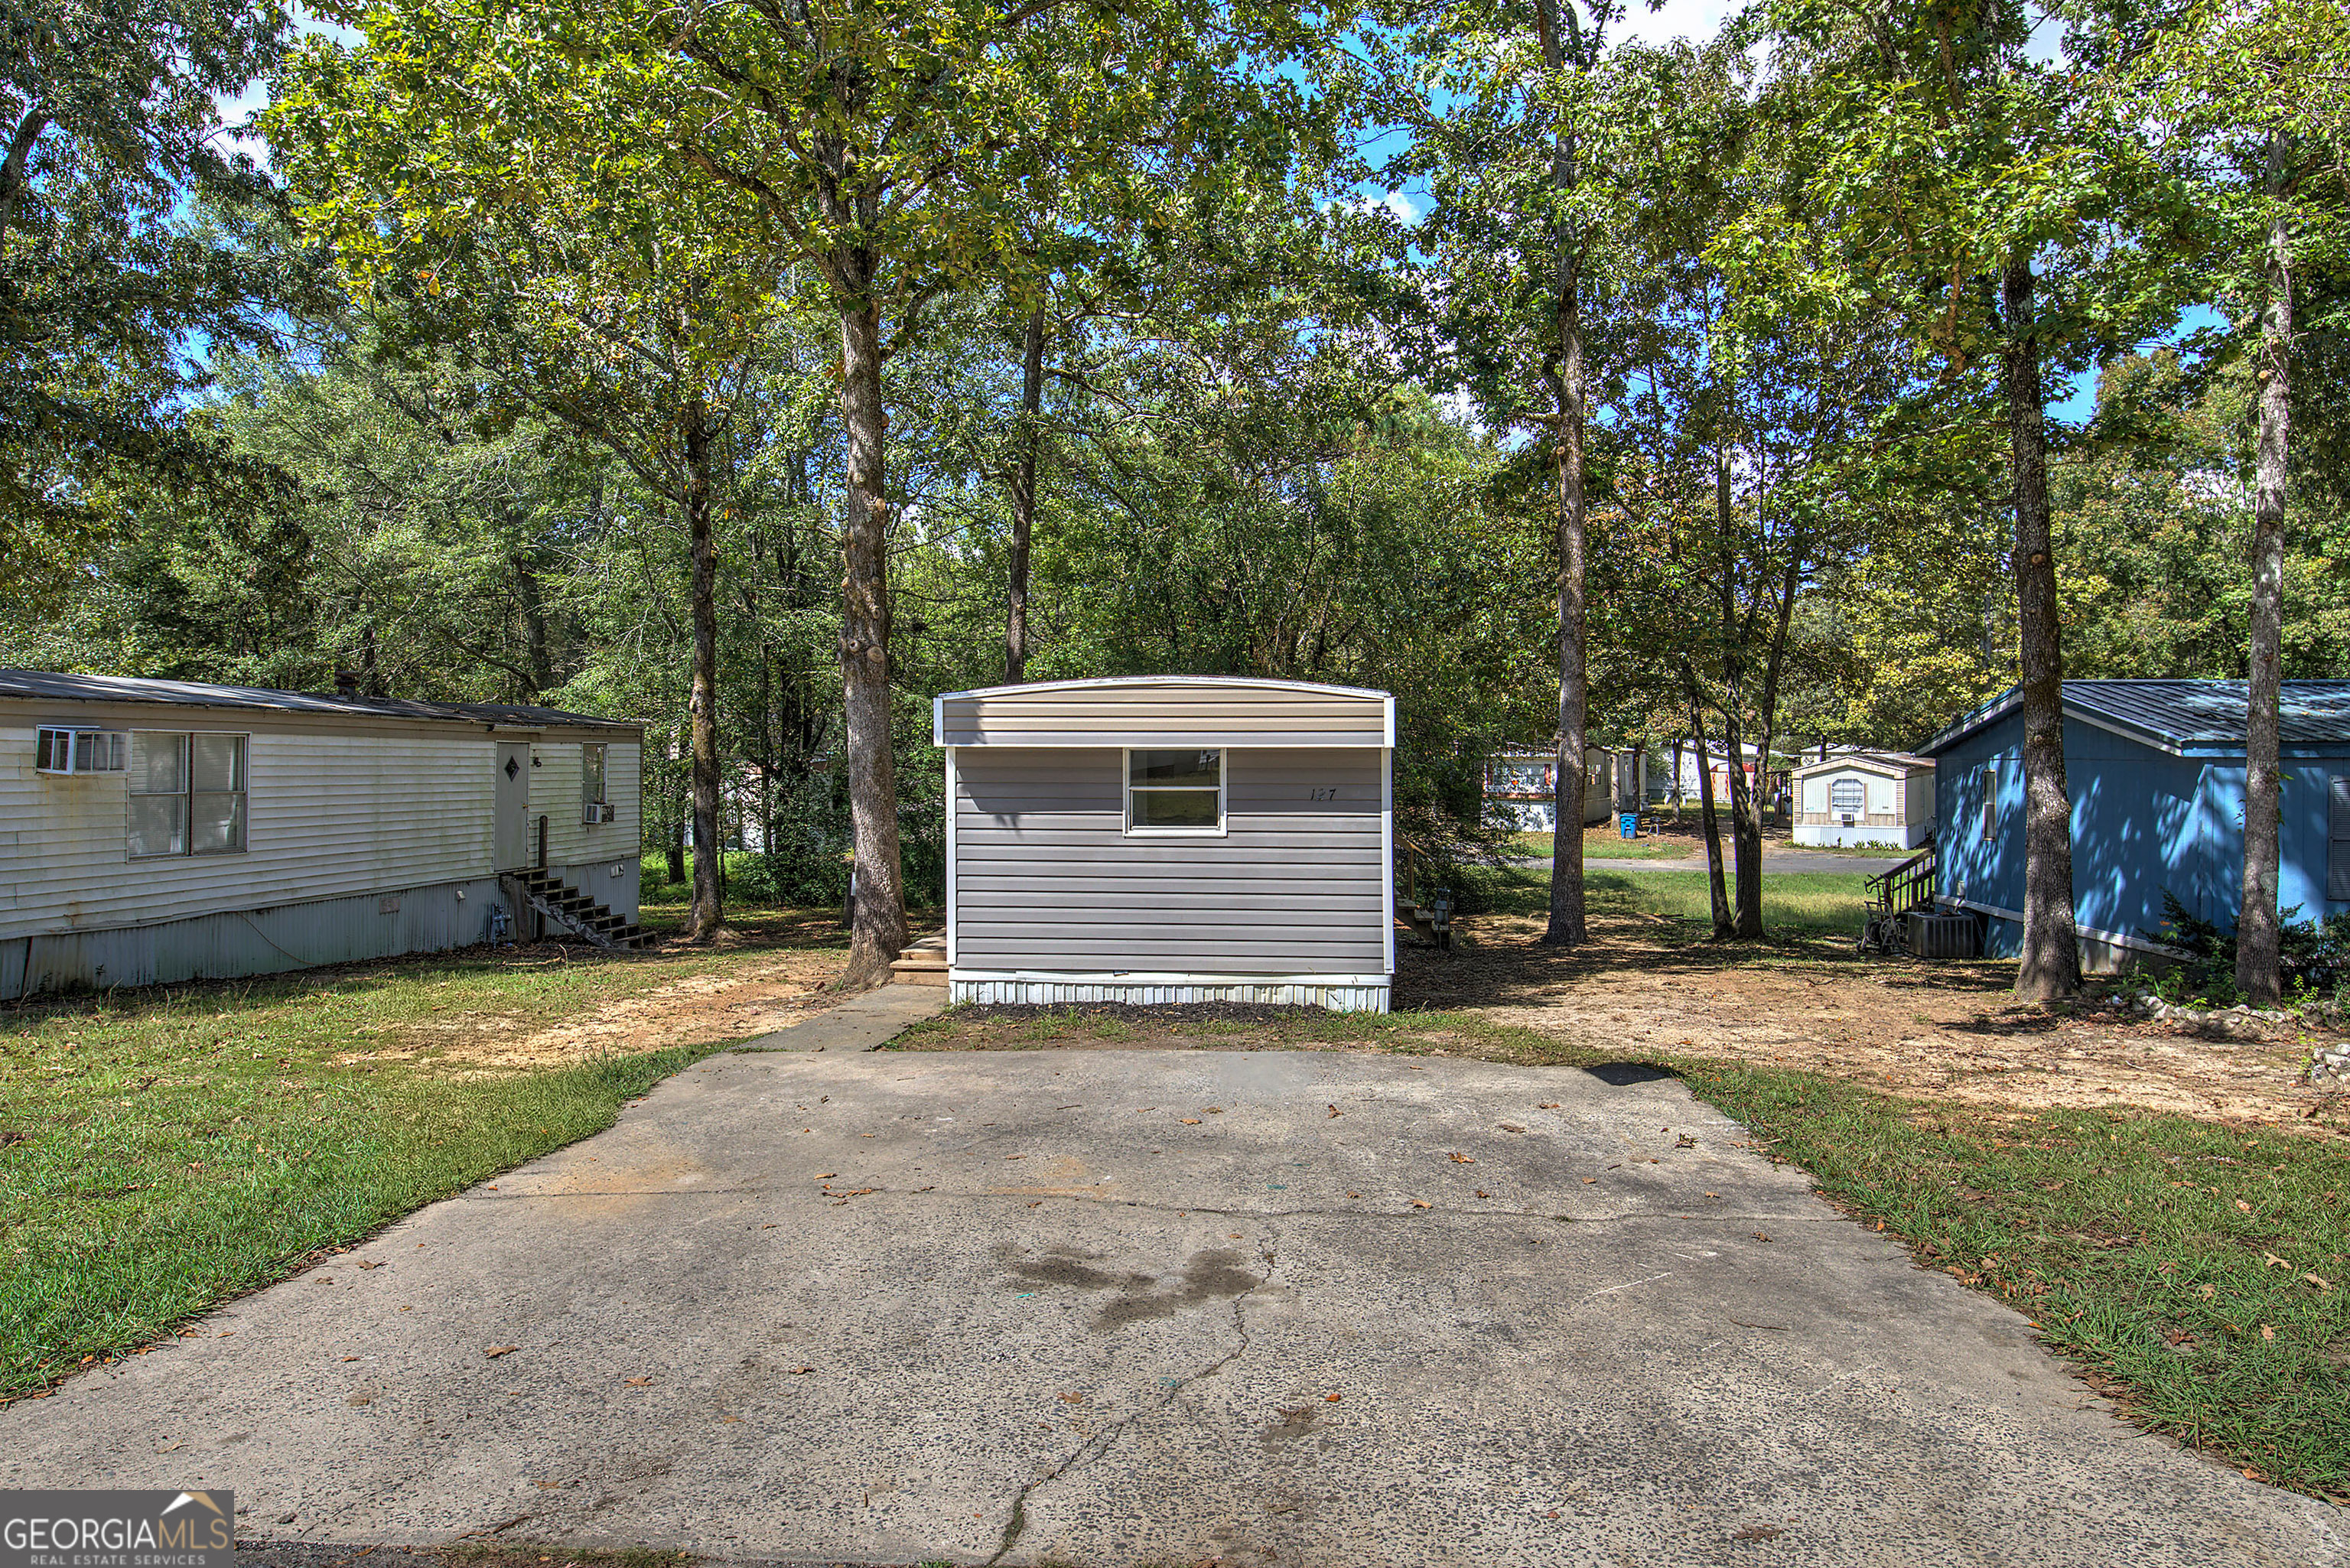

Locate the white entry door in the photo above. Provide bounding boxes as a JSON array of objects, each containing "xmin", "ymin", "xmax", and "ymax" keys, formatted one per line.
[{"xmin": 493, "ymin": 742, "xmax": 531, "ymax": 869}]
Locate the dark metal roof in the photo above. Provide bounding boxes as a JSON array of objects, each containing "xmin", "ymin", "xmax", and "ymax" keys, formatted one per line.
[
  {"xmin": 1921, "ymin": 679, "xmax": 2350, "ymax": 756},
  {"xmin": 0, "ymin": 670, "xmax": 641, "ymax": 732}
]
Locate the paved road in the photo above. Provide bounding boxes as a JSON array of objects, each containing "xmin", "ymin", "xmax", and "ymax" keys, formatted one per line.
[{"xmin": 6, "ymin": 1050, "xmax": 2339, "ymax": 1567}]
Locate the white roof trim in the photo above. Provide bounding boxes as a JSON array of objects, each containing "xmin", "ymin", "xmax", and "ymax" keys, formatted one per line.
[
  {"xmin": 937, "ymin": 675, "xmax": 1391, "ymax": 702},
  {"xmin": 1789, "ymin": 751, "xmax": 1932, "ymax": 779}
]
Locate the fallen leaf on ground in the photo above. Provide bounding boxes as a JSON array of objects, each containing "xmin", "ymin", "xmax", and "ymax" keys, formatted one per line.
[
  {"xmin": 356, "ymin": 1260, "xmax": 381, "ymax": 1270},
  {"xmin": 2264, "ymin": 1254, "xmax": 2290, "ymax": 1269},
  {"xmin": 626, "ymin": 1378, "xmax": 653, "ymax": 1386},
  {"xmin": 814, "ymin": 1173, "xmax": 837, "ymax": 1180},
  {"xmin": 1582, "ymin": 1177, "xmax": 1598, "ymax": 1185},
  {"xmin": 484, "ymin": 1345, "xmax": 519, "ymax": 1358},
  {"xmin": 2261, "ymin": 1325, "xmax": 2277, "ymax": 1341},
  {"xmin": 786, "ymin": 1366, "xmax": 814, "ymax": 1374},
  {"xmin": 1475, "ymin": 1190, "xmax": 1489, "ymax": 1199},
  {"xmin": 1753, "ymin": 1232, "xmax": 1771, "ymax": 1243},
  {"xmin": 1410, "ymin": 1199, "xmax": 1431, "ymax": 1209},
  {"xmin": 1179, "ymin": 1118, "xmax": 1202, "ymax": 1125},
  {"xmin": 1499, "ymin": 1123, "xmax": 1525, "ymax": 1134},
  {"xmin": 2306, "ymin": 1274, "xmax": 2333, "ymax": 1291},
  {"xmin": 1450, "ymin": 1153, "xmax": 1474, "ymax": 1164},
  {"xmin": 1327, "ymin": 1105, "xmax": 1342, "ymax": 1117},
  {"xmin": 1323, "ymin": 1392, "xmax": 1341, "ymax": 1402},
  {"xmin": 1538, "ymin": 1102, "xmax": 1561, "ymax": 1109}
]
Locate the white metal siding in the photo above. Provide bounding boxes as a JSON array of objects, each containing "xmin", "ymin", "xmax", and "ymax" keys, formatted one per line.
[
  {"xmin": 0, "ymin": 716, "xmax": 642, "ymax": 944},
  {"xmin": 529, "ymin": 740, "xmax": 641, "ymax": 869},
  {"xmin": 952, "ymin": 746, "xmax": 1389, "ymax": 975}
]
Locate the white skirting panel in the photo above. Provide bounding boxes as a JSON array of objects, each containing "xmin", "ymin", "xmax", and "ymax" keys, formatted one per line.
[{"xmin": 949, "ymin": 969, "xmax": 1391, "ymax": 1013}]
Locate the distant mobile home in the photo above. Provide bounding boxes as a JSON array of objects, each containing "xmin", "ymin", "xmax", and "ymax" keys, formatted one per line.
[
  {"xmin": 936, "ymin": 677, "xmax": 1394, "ymax": 1011},
  {"xmin": 1791, "ymin": 750, "xmax": 1935, "ymax": 849},
  {"xmin": 1483, "ymin": 746, "xmax": 1614, "ymax": 832},
  {"xmin": 1921, "ymin": 679, "xmax": 2350, "ymax": 971},
  {"xmin": 1, "ymin": 672, "xmax": 644, "ymax": 1000}
]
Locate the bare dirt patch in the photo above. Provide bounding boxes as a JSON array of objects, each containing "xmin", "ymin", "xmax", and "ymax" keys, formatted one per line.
[
  {"xmin": 1414, "ymin": 913, "xmax": 2345, "ymax": 1134},
  {"xmin": 337, "ymin": 938, "xmax": 848, "ymax": 1070}
]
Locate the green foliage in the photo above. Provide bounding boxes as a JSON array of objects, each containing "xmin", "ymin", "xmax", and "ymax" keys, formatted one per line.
[
  {"xmin": 2139, "ymin": 888, "xmax": 2350, "ymax": 1005},
  {"xmin": 0, "ymin": 0, "xmax": 308, "ymax": 606}
]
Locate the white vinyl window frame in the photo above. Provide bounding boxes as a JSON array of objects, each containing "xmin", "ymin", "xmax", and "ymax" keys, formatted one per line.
[
  {"xmin": 1829, "ymin": 777, "xmax": 1866, "ymax": 813},
  {"xmin": 583, "ymin": 743, "xmax": 607, "ymax": 805},
  {"xmin": 1122, "ymin": 746, "xmax": 1228, "ymax": 838},
  {"xmin": 128, "ymin": 730, "xmax": 249, "ymax": 860}
]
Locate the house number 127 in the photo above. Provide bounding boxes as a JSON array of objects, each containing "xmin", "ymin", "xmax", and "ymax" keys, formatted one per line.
[{"xmin": 1309, "ymin": 786, "xmax": 1339, "ymax": 802}]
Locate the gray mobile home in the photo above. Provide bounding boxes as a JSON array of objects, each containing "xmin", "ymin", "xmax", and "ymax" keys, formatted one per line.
[
  {"xmin": 1, "ymin": 671, "xmax": 645, "ymax": 999},
  {"xmin": 936, "ymin": 677, "xmax": 1395, "ymax": 1012}
]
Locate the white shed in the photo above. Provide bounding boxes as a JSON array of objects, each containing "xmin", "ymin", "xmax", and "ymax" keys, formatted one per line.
[
  {"xmin": 1791, "ymin": 749, "xmax": 1935, "ymax": 849},
  {"xmin": 935, "ymin": 677, "xmax": 1395, "ymax": 1012},
  {"xmin": 1, "ymin": 672, "xmax": 645, "ymax": 1000}
]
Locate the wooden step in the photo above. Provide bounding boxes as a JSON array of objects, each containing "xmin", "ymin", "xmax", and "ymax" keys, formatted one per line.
[{"xmin": 890, "ymin": 933, "xmax": 948, "ymax": 986}]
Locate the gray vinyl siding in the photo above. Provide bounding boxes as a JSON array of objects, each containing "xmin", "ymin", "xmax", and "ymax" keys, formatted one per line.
[
  {"xmin": 939, "ymin": 680, "xmax": 1387, "ymax": 748},
  {"xmin": 953, "ymin": 746, "xmax": 1388, "ymax": 975}
]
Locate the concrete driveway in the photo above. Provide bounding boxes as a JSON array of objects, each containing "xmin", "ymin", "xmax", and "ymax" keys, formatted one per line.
[{"xmin": 5, "ymin": 1049, "xmax": 2340, "ymax": 1567}]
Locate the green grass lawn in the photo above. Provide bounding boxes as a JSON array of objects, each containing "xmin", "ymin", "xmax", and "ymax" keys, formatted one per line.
[
  {"xmin": 0, "ymin": 914, "xmax": 842, "ymax": 1401},
  {"xmin": 1506, "ymin": 828, "xmax": 1694, "ymax": 861},
  {"xmin": 1469, "ymin": 861, "xmax": 1870, "ymax": 943}
]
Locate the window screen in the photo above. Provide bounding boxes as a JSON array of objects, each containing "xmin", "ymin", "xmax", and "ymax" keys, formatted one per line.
[
  {"xmin": 129, "ymin": 734, "xmax": 189, "ymax": 857},
  {"xmin": 583, "ymin": 743, "xmax": 607, "ymax": 805},
  {"xmin": 129, "ymin": 733, "xmax": 246, "ymax": 857},
  {"xmin": 1128, "ymin": 749, "xmax": 1222, "ymax": 833}
]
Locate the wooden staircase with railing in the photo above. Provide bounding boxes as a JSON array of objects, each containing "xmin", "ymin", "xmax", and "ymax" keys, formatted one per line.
[
  {"xmin": 506, "ymin": 868, "xmax": 649, "ymax": 951},
  {"xmin": 1860, "ymin": 837, "xmax": 1938, "ymax": 955}
]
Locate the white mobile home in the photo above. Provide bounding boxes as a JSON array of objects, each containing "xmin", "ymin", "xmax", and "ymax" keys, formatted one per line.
[
  {"xmin": 1791, "ymin": 749, "xmax": 1935, "ymax": 849},
  {"xmin": 1483, "ymin": 747, "xmax": 1615, "ymax": 831},
  {"xmin": 1, "ymin": 672, "xmax": 645, "ymax": 1000},
  {"xmin": 936, "ymin": 677, "xmax": 1394, "ymax": 1012}
]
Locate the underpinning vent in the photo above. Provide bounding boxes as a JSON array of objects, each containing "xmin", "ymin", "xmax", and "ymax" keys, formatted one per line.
[{"xmin": 949, "ymin": 974, "xmax": 1391, "ymax": 1013}]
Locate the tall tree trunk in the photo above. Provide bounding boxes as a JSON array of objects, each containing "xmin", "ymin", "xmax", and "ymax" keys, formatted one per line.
[
  {"xmin": 2238, "ymin": 137, "xmax": 2293, "ymax": 1007},
  {"xmin": 683, "ymin": 399, "xmax": 726, "ymax": 941},
  {"xmin": 1534, "ymin": 0, "xmax": 1587, "ymax": 948},
  {"xmin": 513, "ymin": 542, "xmax": 551, "ymax": 699},
  {"xmin": 1682, "ymin": 665, "xmax": 1732, "ymax": 938},
  {"xmin": 2002, "ymin": 256, "xmax": 2081, "ymax": 1000},
  {"xmin": 665, "ymin": 722, "xmax": 688, "ymax": 886},
  {"xmin": 837, "ymin": 281, "xmax": 910, "ymax": 986},
  {"xmin": 1004, "ymin": 303, "xmax": 1046, "ymax": 683},
  {"xmin": 1714, "ymin": 444, "xmax": 1763, "ymax": 938}
]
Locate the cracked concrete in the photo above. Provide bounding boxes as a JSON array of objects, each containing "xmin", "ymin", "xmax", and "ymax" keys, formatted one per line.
[{"xmin": 4, "ymin": 1049, "xmax": 2342, "ymax": 1567}]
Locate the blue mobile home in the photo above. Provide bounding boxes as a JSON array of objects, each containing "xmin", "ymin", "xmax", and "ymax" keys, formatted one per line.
[{"xmin": 1920, "ymin": 679, "xmax": 2350, "ymax": 971}]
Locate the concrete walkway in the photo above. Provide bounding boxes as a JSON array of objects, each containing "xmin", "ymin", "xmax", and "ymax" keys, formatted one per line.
[
  {"xmin": 736, "ymin": 981, "xmax": 946, "ymax": 1052},
  {"xmin": 5, "ymin": 1051, "xmax": 2339, "ymax": 1567}
]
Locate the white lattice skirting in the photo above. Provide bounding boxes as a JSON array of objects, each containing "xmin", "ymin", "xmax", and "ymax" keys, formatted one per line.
[{"xmin": 948, "ymin": 971, "xmax": 1391, "ymax": 1013}]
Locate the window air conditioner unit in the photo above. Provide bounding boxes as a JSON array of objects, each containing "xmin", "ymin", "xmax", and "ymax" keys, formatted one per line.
[
  {"xmin": 35, "ymin": 727, "xmax": 127, "ymax": 775},
  {"xmin": 583, "ymin": 801, "xmax": 615, "ymax": 825}
]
